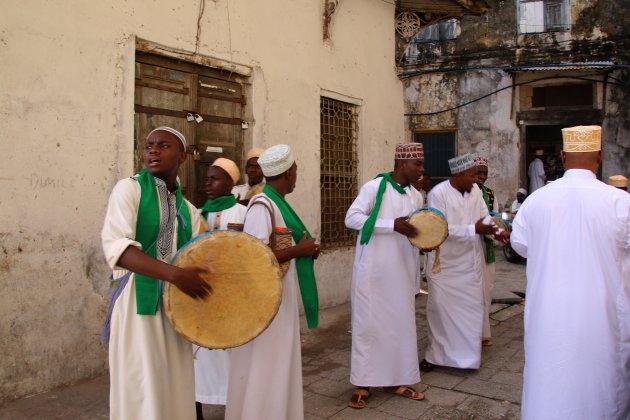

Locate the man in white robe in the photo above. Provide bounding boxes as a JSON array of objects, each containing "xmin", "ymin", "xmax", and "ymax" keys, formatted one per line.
[
  {"xmin": 422, "ymin": 154, "xmax": 503, "ymax": 371},
  {"xmin": 528, "ymin": 149, "xmax": 546, "ymax": 193},
  {"xmin": 226, "ymin": 144, "xmax": 320, "ymax": 420},
  {"xmin": 231, "ymin": 147, "xmax": 265, "ymax": 205},
  {"xmin": 511, "ymin": 125, "xmax": 630, "ymax": 420},
  {"xmin": 101, "ymin": 127, "xmax": 209, "ymax": 420},
  {"xmin": 345, "ymin": 143, "xmax": 426, "ymax": 408},
  {"xmin": 194, "ymin": 158, "xmax": 247, "ymax": 416}
]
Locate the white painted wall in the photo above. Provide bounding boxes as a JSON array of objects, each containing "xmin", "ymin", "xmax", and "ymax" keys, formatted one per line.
[{"xmin": 0, "ymin": 0, "xmax": 404, "ymax": 401}]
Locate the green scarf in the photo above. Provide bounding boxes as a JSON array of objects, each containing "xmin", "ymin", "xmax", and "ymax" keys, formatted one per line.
[
  {"xmin": 263, "ymin": 184, "xmax": 319, "ymax": 329},
  {"xmin": 481, "ymin": 185, "xmax": 496, "ymax": 264},
  {"xmin": 360, "ymin": 172, "xmax": 407, "ymax": 245},
  {"xmin": 200, "ymin": 195, "xmax": 237, "ymax": 219},
  {"xmin": 135, "ymin": 169, "xmax": 192, "ymax": 315}
]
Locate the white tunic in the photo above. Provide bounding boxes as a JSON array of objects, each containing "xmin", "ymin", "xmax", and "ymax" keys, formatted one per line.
[
  {"xmin": 193, "ymin": 203, "xmax": 247, "ymax": 405},
  {"xmin": 511, "ymin": 169, "xmax": 630, "ymax": 420},
  {"xmin": 481, "ymin": 190, "xmax": 497, "ymax": 339},
  {"xmin": 424, "ymin": 181, "xmax": 488, "ymax": 369},
  {"xmin": 225, "ymin": 193, "xmax": 304, "ymax": 420},
  {"xmin": 102, "ymin": 176, "xmax": 201, "ymax": 420},
  {"xmin": 528, "ymin": 158, "xmax": 545, "ymax": 193},
  {"xmin": 345, "ymin": 178, "xmax": 423, "ymax": 386}
]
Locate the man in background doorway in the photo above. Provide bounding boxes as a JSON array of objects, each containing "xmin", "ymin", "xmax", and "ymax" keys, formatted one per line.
[
  {"xmin": 608, "ymin": 175, "xmax": 628, "ymax": 192},
  {"xmin": 528, "ymin": 149, "xmax": 546, "ymax": 193}
]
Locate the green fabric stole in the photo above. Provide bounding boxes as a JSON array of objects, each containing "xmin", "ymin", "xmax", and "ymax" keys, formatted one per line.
[
  {"xmin": 135, "ymin": 168, "xmax": 192, "ymax": 315},
  {"xmin": 360, "ymin": 172, "xmax": 407, "ymax": 245},
  {"xmin": 481, "ymin": 185, "xmax": 496, "ymax": 264},
  {"xmin": 200, "ymin": 195, "xmax": 237, "ymax": 219},
  {"xmin": 263, "ymin": 184, "xmax": 319, "ymax": 329}
]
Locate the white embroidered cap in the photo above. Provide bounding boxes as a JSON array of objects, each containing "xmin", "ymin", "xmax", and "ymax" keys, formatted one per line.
[
  {"xmin": 147, "ymin": 126, "xmax": 186, "ymax": 148},
  {"xmin": 258, "ymin": 144, "xmax": 295, "ymax": 177},
  {"xmin": 448, "ymin": 153, "xmax": 475, "ymax": 174}
]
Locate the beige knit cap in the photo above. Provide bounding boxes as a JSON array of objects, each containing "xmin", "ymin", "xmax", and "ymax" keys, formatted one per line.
[
  {"xmin": 246, "ymin": 148, "xmax": 265, "ymax": 161},
  {"xmin": 212, "ymin": 158, "xmax": 240, "ymax": 184}
]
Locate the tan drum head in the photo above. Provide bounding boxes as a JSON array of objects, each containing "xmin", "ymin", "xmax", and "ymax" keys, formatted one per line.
[
  {"xmin": 407, "ymin": 208, "xmax": 448, "ymax": 250},
  {"xmin": 491, "ymin": 215, "xmax": 509, "ymax": 232},
  {"xmin": 164, "ymin": 231, "xmax": 282, "ymax": 349}
]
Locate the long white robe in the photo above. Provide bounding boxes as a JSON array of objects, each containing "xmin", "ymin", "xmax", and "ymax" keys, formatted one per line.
[
  {"xmin": 511, "ymin": 169, "xmax": 630, "ymax": 420},
  {"xmin": 225, "ymin": 193, "xmax": 304, "ymax": 420},
  {"xmin": 193, "ymin": 204, "xmax": 247, "ymax": 405},
  {"xmin": 345, "ymin": 178, "xmax": 423, "ymax": 386},
  {"xmin": 528, "ymin": 158, "xmax": 545, "ymax": 193},
  {"xmin": 102, "ymin": 176, "xmax": 201, "ymax": 420},
  {"xmin": 481, "ymin": 190, "xmax": 497, "ymax": 339},
  {"xmin": 424, "ymin": 181, "xmax": 488, "ymax": 369}
]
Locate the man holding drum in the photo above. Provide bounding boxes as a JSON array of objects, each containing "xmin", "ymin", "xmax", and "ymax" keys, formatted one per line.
[
  {"xmin": 421, "ymin": 153, "xmax": 506, "ymax": 372},
  {"xmin": 101, "ymin": 126, "xmax": 211, "ymax": 420},
  {"xmin": 345, "ymin": 143, "xmax": 426, "ymax": 409}
]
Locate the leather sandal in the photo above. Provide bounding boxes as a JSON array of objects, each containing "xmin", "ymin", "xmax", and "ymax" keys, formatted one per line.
[
  {"xmin": 348, "ymin": 387, "xmax": 370, "ymax": 409},
  {"xmin": 383, "ymin": 385, "xmax": 425, "ymax": 400}
]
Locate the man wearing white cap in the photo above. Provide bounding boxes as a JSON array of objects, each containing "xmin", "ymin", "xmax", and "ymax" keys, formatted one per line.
[
  {"xmin": 608, "ymin": 174, "xmax": 628, "ymax": 192},
  {"xmin": 345, "ymin": 143, "xmax": 426, "ymax": 409},
  {"xmin": 510, "ymin": 188, "xmax": 527, "ymax": 214},
  {"xmin": 421, "ymin": 153, "xmax": 505, "ymax": 372},
  {"xmin": 226, "ymin": 144, "xmax": 319, "ymax": 420},
  {"xmin": 528, "ymin": 149, "xmax": 546, "ymax": 193},
  {"xmin": 194, "ymin": 157, "xmax": 246, "ymax": 418},
  {"xmin": 231, "ymin": 147, "xmax": 265, "ymax": 205},
  {"xmin": 101, "ymin": 126, "xmax": 211, "ymax": 420},
  {"xmin": 511, "ymin": 126, "xmax": 630, "ymax": 420}
]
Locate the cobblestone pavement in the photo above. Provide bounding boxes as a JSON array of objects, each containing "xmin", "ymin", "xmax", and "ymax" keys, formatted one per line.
[{"xmin": 0, "ymin": 251, "xmax": 526, "ymax": 420}]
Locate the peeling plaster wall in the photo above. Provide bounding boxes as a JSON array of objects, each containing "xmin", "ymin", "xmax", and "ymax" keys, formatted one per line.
[{"xmin": 0, "ymin": 0, "xmax": 404, "ymax": 401}]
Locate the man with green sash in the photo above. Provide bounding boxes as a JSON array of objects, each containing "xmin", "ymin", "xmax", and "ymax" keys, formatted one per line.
[
  {"xmin": 194, "ymin": 157, "xmax": 246, "ymax": 419},
  {"xmin": 226, "ymin": 144, "xmax": 319, "ymax": 420},
  {"xmin": 101, "ymin": 126, "xmax": 210, "ymax": 420},
  {"xmin": 474, "ymin": 156, "xmax": 496, "ymax": 347},
  {"xmin": 345, "ymin": 143, "xmax": 426, "ymax": 409}
]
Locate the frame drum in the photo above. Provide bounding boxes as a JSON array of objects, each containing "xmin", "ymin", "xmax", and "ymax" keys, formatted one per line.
[
  {"xmin": 164, "ymin": 231, "xmax": 282, "ymax": 349},
  {"xmin": 407, "ymin": 207, "xmax": 448, "ymax": 250}
]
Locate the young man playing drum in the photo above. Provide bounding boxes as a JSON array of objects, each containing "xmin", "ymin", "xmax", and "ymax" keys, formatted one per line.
[
  {"xmin": 194, "ymin": 157, "xmax": 247, "ymax": 419},
  {"xmin": 345, "ymin": 143, "xmax": 426, "ymax": 409},
  {"xmin": 231, "ymin": 147, "xmax": 265, "ymax": 206},
  {"xmin": 225, "ymin": 144, "xmax": 320, "ymax": 420},
  {"xmin": 101, "ymin": 126, "xmax": 211, "ymax": 420}
]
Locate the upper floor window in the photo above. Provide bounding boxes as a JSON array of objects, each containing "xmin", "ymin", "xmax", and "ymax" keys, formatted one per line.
[
  {"xmin": 519, "ymin": 0, "xmax": 570, "ymax": 33},
  {"xmin": 412, "ymin": 18, "xmax": 460, "ymax": 44}
]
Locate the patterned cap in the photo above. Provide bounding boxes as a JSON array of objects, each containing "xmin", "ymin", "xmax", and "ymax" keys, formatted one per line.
[
  {"xmin": 147, "ymin": 126, "xmax": 186, "ymax": 148},
  {"xmin": 562, "ymin": 125, "xmax": 601, "ymax": 152},
  {"xmin": 258, "ymin": 144, "xmax": 295, "ymax": 177},
  {"xmin": 212, "ymin": 158, "xmax": 240, "ymax": 184},
  {"xmin": 448, "ymin": 154, "xmax": 476, "ymax": 174},
  {"xmin": 474, "ymin": 156, "xmax": 489, "ymax": 167},
  {"xmin": 608, "ymin": 175, "xmax": 628, "ymax": 188},
  {"xmin": 395, "ymin": 143, "xmax": 424, "ymax": 160},
  {"xmin": 246, "ymin": 148, "xmax": 265, "ymax": 161}
]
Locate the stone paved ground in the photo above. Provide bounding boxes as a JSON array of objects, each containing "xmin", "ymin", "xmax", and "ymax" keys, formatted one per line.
[{"xmin": 0, "ymin": 251, "xmax": 526, "ymax": 420}]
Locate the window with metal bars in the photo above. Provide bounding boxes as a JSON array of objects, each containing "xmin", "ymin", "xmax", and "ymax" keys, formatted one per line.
[{"xmin": 320, "ymin": 97, "xmax": 358, "ymax": 248}]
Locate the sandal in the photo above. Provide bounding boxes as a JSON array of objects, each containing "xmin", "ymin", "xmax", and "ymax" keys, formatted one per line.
[
  {"xmin": 383, "ymin": 385, "xmax": 425, "ymax": 401},
  {"xmin": 482, "ymin": 339, "xmax": 493, "ymax": 347},
  {"xmin": 348, "ymin": 387, "xmax": 370, "ymax": 409}
]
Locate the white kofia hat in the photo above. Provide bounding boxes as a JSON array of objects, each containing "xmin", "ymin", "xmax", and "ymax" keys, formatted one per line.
[
  {"xmin": 258, "ymin": 144, "xmax": 295, "ymax": 177},
  {"xmin": 448, "ymin": 153, "xmax": 475, "ymax": 174},
  {"xmin": 147, "ymin": 126, "xmax": 186, "ymax": 148},
  {"xmin": 517, "ymin": 188, "xmax": 528, "ymax": 195}
]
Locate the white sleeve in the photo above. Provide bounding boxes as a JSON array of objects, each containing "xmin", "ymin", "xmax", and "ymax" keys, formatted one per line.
[
  {"xmin": 429, "ymin": 187, "xmax": 475, "ymax": 239},
  {"xmin": 345, "ymin": 181, "xmax": 394, "ymax": 233},
  {"xmin": 510, "ymin": 204, "xmax": 528, "ymax": 258},
  {"xmin": 243, "ymin": 199, "xmax": 273, "ymax": 244}
]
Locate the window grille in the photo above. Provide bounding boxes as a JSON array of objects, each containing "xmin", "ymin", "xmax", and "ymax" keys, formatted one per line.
[{"xmin": 320, "ymin": 97, "xmax": 358, "ymax": 248}]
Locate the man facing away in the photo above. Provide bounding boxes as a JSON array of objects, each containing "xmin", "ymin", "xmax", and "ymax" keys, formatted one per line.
[
  {"xmin": 225, "ymin": 144, "xmax": 320, "ymax": 420},
  {"xmin": 608, "ymin": 174, "xmax": 628, "ymax": 192},
  {"xmin": 231, "ymin": 147, "xmax": 265, "ymax": 206},
  {"xmin": 101, "ymin": 126, "xmax": 211, "ymax": 420},
  {"xmin": 421, "ymin": 153, "xmax": 506, "ymax": 372},
  {"xmin": 511, "ymin": 125, "xmax": 630, "ymax": 420},
  {"xmin": 345, "ymin": 143, "xmax": 426, "ymax": 409},
  {"xmin": 528, "ymin": 149, "xmax": 546, "ymax": 193},
  {"xmin": 194, "ymin": 158, "xmax": 246, "ymax": 419}
]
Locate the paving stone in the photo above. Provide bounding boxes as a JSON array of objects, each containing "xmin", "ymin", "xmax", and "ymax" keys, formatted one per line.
[
  {"xmin": 320, "ymin": 365, "xmax": 350, "ymax": 381},
  {"xmin": 489, "ymin": 371, "xmax": 523, "ymax": 387},
  {"xmin": 457, "ymin": 395, "xmax": 513, "ymax": 418},
  {"xmin": 331, "ymin": 406, "xmax": 405, "ymax": 419},
  {"xmin": 420, "ymin": 371, "xmax": 465, "ymax": 389},
  {"xmin": 200, "ymin": 404, "xmax": 225, "ymax": 420},
  {"xmin": 304, "ymin": 393, "xmax": 347, "ymax": 418},
  {"xmin": 491, "ymin": 304, "xmax": 525, "ymax": 322},
  {"xmin": 376, "ymin": 394, "xmax": 431, "ymax": 419},
  {"xmin": 306, "ymin": 378, "xmax": 355, "ymax": 399},
  {"xmin": 423, "ymin": 387, "xmax": 469, "ymax": 406},
  {"xmin": 454, "ymin": 378, "xmax": 521, "ymax": 404},
  {"xmin": 418, "ymin": 405, "xmax": 477, "ymax": 419}
]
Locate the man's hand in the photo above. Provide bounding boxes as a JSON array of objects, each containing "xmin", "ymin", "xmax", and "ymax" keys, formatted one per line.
[
  {"xmin": 493, "ymin": 230, "xmax": 510, "ymax": 244},
  {"xmin": 475, "ymin": 217, "xmax": 497, "ymax": 236},
  {"xmin": 169, "ymin": 266, "xmax": 213, "ymax": 299},
  {"xmin": 295, "ymin": 231, "xmax": 319, "ymax": 258},
  {"xmin": 394, "ymin": 217, "xmax": 418, "ymax": 238}
]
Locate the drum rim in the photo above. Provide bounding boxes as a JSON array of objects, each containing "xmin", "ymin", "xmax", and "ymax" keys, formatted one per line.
[
  {"xmin": 407, "ymin": 206, "xmax": 448, "ymax": 250},
  {"xmin": 489, "ymin": 211, "xmax": 510, "ymax": 230}
]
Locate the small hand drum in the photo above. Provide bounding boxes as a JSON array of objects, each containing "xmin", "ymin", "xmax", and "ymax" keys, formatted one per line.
[
  {"xmin": 486, "ymin": 212, "xmax": 510, "ymax": 240},
  {"xmin": 407, "ymin": 207, "xmax": 449, "ymax": 250},
  {"xmin": 164, "ymin": 231, "xmax": 282, "ymax": 349}
]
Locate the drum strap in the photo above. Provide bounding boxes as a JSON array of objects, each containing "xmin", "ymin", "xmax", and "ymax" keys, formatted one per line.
[{"xmin": 101, "ymin": 272, "xmax": 132, "ymax": 348}]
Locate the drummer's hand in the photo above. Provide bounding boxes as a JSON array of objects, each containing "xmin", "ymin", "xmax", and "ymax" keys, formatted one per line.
[
  {"xmin": 295, "ymin": 231, "xmax": 318, "ymax": 258},
  {"xmin": 474, "ymin": 217, "xmax": 497, "ymax": 236},
  {"xmin": 169, "ymin": 266, "xmax": 212, "ymax": 299},
  {"xmin": 494, "ymin": 230, "xmax": 510, "ymax": 244},
  {"xmin": 394, "ymin": 217, "xmax": 418, "ymax": 237}
]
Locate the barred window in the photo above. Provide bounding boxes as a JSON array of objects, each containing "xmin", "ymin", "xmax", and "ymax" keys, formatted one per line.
[{"xmin": 320, "ymin": 97, "xmax": 358, "ymax": 248}]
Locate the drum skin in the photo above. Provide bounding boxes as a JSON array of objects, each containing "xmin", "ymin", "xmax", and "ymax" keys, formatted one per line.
[
  {"xmin": 407, "ymin": 208, "xmax": 448, "ymax": 250},
  {"xmin": 164, "ymin": 231, "xmax": 282, "ymax": 349}
]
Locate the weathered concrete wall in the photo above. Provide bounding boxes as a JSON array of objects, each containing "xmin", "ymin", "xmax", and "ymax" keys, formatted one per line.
[
  {"xmin": 0, "ymin": 0, "xmax": 404, "ymax": 401},
  {"xmin": 602, "ymin": 69, "xmax": 630, "ymax": 179}
]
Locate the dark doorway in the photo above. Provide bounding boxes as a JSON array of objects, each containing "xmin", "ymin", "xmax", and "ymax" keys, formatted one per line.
[{"xmin": 525, "ymin": 125, "xmax": 565, "ymax": 182}]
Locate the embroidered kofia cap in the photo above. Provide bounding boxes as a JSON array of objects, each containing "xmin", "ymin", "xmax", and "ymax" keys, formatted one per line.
[
  {"xmin": 246, "ymin": 148, "xmax": 265, "ymax": 161},
  {"xmin": 608, "ymin": 175, "xmax": 628, "ymax": 188},
  {"xmin": 562, "ymin": 125, "xmax": 601, "ymax": 152},
  {"xmin": 474, "ymin": 156, "xmax": 489, "ymax": 167},
  {"xmin": 212, "ymin": 158, "xmax": 240, "ymax": 184},
  {"xmin": 258, "ymin": 144, "xmax": 295, "ymax": 177},
  {"xmin": 147, "ymin": 126, "xmax": 186, "ymax": 148},
  {"xmin": 517, "ymin": 188, "xmax": 528, "ymax": 195},
  {"xmin": 535, "ymin": 149, "xmax": 544, "ymax": 156},
  {"xmin": 395, "ymin": 143, "xmax": 424, "ymax": 160},
  {"xmin": 448, "ymin": 153, "xmax": 475, "ymax": 174}
]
